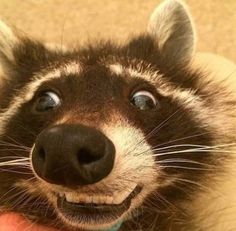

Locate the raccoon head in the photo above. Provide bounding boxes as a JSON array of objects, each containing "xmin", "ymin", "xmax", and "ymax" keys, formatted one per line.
[{"xmin": 0, "ymin": 0, "xmax": 234, "ymax": 230}]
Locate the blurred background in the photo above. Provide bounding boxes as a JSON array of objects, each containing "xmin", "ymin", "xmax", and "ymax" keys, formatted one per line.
[{"xmin": 0, "ymin": 0, "xmax": 235, "ymax": 61}]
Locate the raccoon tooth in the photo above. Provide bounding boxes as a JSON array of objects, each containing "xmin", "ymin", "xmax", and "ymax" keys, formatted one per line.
[
  {"xmin": 92, "ymin": 196, "xmax": 100, "ymax": 204},
  {"xmin": 120, "ymin": 190, "xmax": 132, "ymax": 203},
  {"xmin": 113, "ymin": 185, "xmax": 137, "ymax": 204},
  {"xmin": 59, "ymin": 192, "xmax": 64, "ymax": 198},
  {"xmin": 102, "ymin": 196, "xmax": 108, "ymax": 204},
  {"xmin": 64, "ymin": 193, "xmax": 80, "ymax": 203},
  {"xmin": 105, "ymin": 196, "xmax": 113, "ymax": 204},
  {"xmin": 112, "ymin": 191, "xmax": 122, "ymax": 204},
  {"xmin": 83, "ymin": 196, "xmax": 92, "ymax": 203},
  {"xmin": 100, "ymin": 196, "xmax": 107, "ymax": 204},
  {"xmin": 65, "ymin": 193, "xmax": 74, "ymax": 203}
]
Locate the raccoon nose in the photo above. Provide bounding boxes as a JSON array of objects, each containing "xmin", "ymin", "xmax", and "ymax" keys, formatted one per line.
[{"xmin": 31, "ymin": 124, "xmax": 115, "ymax": 186}]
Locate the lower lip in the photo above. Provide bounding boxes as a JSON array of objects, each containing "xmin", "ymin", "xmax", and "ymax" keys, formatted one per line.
[{"xmin": 56, "ymin": 186, "xmax": 142, "ymax": 226}]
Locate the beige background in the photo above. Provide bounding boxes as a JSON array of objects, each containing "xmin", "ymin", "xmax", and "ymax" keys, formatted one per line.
[{"xmin": 0, "ymin": 0, "xmax": 235, "ymax": 61}]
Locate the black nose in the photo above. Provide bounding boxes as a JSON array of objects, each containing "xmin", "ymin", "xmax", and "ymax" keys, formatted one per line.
[{"xmin": 31, "ymin": 124, "xmax": 115, "ymax": 186}]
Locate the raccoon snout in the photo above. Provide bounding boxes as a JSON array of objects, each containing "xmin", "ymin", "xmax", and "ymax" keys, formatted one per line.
[{"xmin": 31, "ymin": 124, "xmax": 116, "ymax": 186}]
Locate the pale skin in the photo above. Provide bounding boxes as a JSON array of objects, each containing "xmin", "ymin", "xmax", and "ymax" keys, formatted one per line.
[{"xmin": 0, "ymin": 213, "xmax": 60, "ymax": 231}]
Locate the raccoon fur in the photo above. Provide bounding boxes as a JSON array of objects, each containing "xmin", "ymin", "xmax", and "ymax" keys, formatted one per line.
[{"xmin": 0, "ymin": 0, "xmax": 235, "ymax": 230}]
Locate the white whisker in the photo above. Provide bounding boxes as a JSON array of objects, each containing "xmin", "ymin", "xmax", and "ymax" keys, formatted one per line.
[
  {"xmin": 156, "ymin": 158, "xmax": 212, "ymax": 167},
  {"xmin": 129, "ymin": 110, "xmax": 180, "ymax": 156},
  {"xmin": 155, "ymin": 132, "xmax": 210, "ymax": 148},
  {"xmin": 0, "ymin": 157, "xmax": 30, "ymax": 167},
  {"xmin": 152, "ymin": 148, "xmax": 235, "ymax": 157},
  {"xmin": 160, "ymin": 165, "xmax": 210, "ymax": 171}
]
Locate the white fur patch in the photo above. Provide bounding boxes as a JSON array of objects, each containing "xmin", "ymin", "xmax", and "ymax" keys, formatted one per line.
[
  {"xmin": 109, "ymin": 64, "xmax": 123, "ymax": 75},
  {"xmin": 109, "ymin": 63, "xmax": 163, "ymax": 86}
]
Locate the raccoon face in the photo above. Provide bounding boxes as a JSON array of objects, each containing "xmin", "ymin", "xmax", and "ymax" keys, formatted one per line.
[{"xmin": 0, "ymin": 0, "xmax": 234, "ymax": 230}]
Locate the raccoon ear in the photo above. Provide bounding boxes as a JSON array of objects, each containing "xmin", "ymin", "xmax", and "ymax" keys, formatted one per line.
[
  {"xmin": 147, "ymin": 0, "xmax": 196, "ymax": 65},
  {"xmin": 0, "ymin": 20, "xmax": 19, "ymax": 62},
  {"xmin": 0, "ymin": 19, "xmax": 56, "ymax": 80}
]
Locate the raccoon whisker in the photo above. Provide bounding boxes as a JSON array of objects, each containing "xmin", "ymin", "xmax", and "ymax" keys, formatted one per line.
[
  {"xmin": 0, "ymin": 142, "xmax": 31, "ymax": 151},
  {"xmin": 0, "ymin": 156, "xmax": 30, "ymax": 160},
  {"xmin": 151, "ymin": 143, "xmax": 211, "ymax": 151},
  {"xmin": 152, "ymin": 190, "xmax": 183, "ymax": 213},
  {"xmin": 0, "ymin": 145, "xmax": 30, "ymax": 152},
  {"xmin": 127, "ymin": 110, "xmax": 181, "ymax": 156},
  {"xmin": 0, "ymin": 163, "xmax": 31, "ymax": 168},
  {"xmin": 139, "ymin": 161, "xmax": 213, "ymax": 171},
  {"xmin": 6, "ymin": 165, "xmax": 32, "ymax": 169},
  {"xmin": 2, "ymin": 188, "xmax": 30, "ymax": 209},
  {"xmin": 173, "ymin": 176, "xmax": 226, "ymax": 198},
  {"xmin": 12, "ymin": 192, "xmax": 36, "ymax": 213},
  {"xmin": 5, "ymin": 165, "xmax": 32, "ymax": 170},
  {"xmin": 114, "ymin": 177, "xmax": 140, "ymax": 191},
  {"xmin": 144, "ymin": 109, "xmax": 181, "ymax": 141},
  {"xmin": 12, "ymin": 194, "xmax": 31, "ymax": 211},
  {"xmin": 44, "ymin": 199, "xmax": 54, "ymax": 219},
  {"xmin": 0, "ymin": 148, "xmax": 30, "ymax": 153},
  {"xmin": 5, "ymin": 134, "xmax": 34, "ymax": 147},
  {"xmin": 0, "ymin": 177, "xmax": 35, "ymax": 205},
  {"xmin": 146, "ymin": 211, "xmax": 160, "ymax": 231},
  {"xmin": 151, "ymin": 142, "xmax": 236, "ymax": 153},
  {"xmin": 0, "ymin": 157, "xmax": 30, "ymax": 161},
  {"xmin": 28, "ymin": 195, "xmax": 47, "ymax": 214},
  {"xmin": 135, "ymin": 144, "xmax": 233, "ymax": 160},
  {"xmin": 134, "ymin": 144, "xmax": 211, "ymax": 157},
  {"xmin": 156, "ymin": 158, "xmax": 212, "ymax": 166},
  {"xmin": 0, "ymin": 159, "xmax": 31, "ymax": 173},
  {"xmin": 155, "ymin": 132, "xmax": 211, "ymax": 148},
  {"xmin": 142, "ymin": 197, "xmax": 168, "ymax": 212},
  {"xmin": 0, "ymin": 159, "xmax": 30, "ymax": 166},
  {"xmin": 159, "ymin": 165, "xmax": 211, "ymax": 171},
  {"xmin": 174, "ymin": 142, "xmax": 236, "ymax": 149},
  {"xmin": 0, "ymin": 169, "xmax": 32, "ymax": 175},
  {"xmin": 152, "ymin": 148, "xmax": 236, "ymax": 157},
  {"xmin": 172, "ymin": 177, "xmax": 212, "ymax": 192},
  {"xmin": 0, "ymin": 185, "xmax": 20, "ymax": 202},
  {"xmin": 11, "ymin": 181, "xmax": 41, "ymax": 211}
]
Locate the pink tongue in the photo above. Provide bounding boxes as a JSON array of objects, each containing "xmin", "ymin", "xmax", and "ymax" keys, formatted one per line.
[{"xmin": 0, "ymin": 213, "xmax": 62, "ymax": 231}]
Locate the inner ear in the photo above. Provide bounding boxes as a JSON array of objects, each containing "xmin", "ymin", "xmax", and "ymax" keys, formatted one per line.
[{"xmin": 147, "ymin": 0, "xmax": 196, "ymax": 66}]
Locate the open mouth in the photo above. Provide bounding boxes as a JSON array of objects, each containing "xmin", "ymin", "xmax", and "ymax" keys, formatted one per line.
[{"xmin": 56, "ymin": 185, "xmax": 142, "ymax": 228}]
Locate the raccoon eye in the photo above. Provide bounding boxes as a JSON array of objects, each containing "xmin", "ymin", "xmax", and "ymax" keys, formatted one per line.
[
  {"xmin": 34, "ymin": 91, "xmax": 61, "ymax": 112},
  {"xmin": 131, "ymin": 90, "xmax": 158, "ymax": 110}
]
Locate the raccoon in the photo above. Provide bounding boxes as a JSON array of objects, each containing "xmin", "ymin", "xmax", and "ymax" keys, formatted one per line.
[{"xmin": 0, "ymin": 0, "xmax": 235, "ymax": 230}]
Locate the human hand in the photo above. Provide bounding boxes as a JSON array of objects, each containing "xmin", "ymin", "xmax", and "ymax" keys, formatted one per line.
[{"xmin": 0, "ymin": 213, "xmax": 60, "ymax": 231}]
